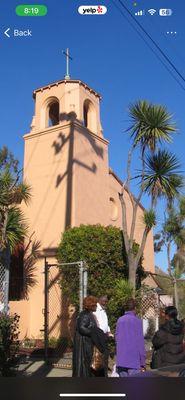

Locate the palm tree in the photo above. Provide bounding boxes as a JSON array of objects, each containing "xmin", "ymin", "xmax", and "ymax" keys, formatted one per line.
[
  {"xmin": 142, "ymin": 150, "xmax": 183, "ymax": 207},
  {"xmin": 9, "ymin": 238, "xmax": 40, "ymax": 300},
  {"xmin": 128, "ymin": 100, "xmax": 176, "ymax": 152},
  {"xmin": 120, "ymin": 101, "xmax": 183, "ymax": 290},
  {"xmin": 0, "ymin": 150, "xmax": 31, "ymax": 313},
  {"xmin": 154, "ymin": 197, "xmax": 185, "ymax": 311}
]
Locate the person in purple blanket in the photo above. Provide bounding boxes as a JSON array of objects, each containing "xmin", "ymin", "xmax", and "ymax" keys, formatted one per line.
[{"xmin": 115, "ymin": 298, "xmax": 146, "ymax": 377}]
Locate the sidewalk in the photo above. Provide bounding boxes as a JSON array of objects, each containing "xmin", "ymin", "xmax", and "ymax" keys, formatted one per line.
[
  {"xmin": 16, "ymin": 352, "xmax": 72, "ymax": 377},
  {"xmin": 17, "ymin": 358, "xmax": 72, "ymax": 377}
]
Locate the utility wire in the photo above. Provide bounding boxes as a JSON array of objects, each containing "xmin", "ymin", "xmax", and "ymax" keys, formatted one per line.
[{"xmin": 110, "ymin": 0, "xmax": 185, "ymax": 91}]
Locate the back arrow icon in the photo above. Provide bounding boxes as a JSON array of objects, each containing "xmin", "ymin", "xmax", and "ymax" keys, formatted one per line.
[{"xmin": 4, "ymin": 28, "xmax": 11, "ymax": 38}]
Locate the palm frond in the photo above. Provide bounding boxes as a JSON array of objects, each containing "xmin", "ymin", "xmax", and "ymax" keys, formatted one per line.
[
  {"xmin": 141, "ymin": 150, "xmax": 183, "ymax": 203},
  {"xmin": 143, "ymin": 209, "xmax": 156, "ymax": 230},
  {"xmin": 128, "ymin": 101, "xmax": 176, "ymax": 151},
  {"xmin": 11, "ymin": 182, "xmax": 32, "ymax": 205},
  {"xmin": 5, "ymin": 207, "xmax": 28, "ymax": 252},
  {"xmin": 23, "ymin": 239, "xmax": 40, "ymax": 299}
]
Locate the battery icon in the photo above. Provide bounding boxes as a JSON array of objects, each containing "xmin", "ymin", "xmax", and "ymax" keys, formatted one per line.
[{"xmin": 159, "ymin": 9, "xmax": 173, "ymax": 16}]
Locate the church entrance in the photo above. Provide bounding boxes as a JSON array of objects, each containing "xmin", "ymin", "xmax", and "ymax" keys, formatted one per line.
[{"xmin": 43, "ymin": 258, "xmax": 88, "ymax": 366}]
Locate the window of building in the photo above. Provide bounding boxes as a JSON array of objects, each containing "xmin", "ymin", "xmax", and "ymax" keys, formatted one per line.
[
  {"xmin": 48, "ymin": 101, "xmax": 59, "ymax": 127},
  {"xmin": 83, "ymin": 99, "xmax": 96, "ymax": 132}
]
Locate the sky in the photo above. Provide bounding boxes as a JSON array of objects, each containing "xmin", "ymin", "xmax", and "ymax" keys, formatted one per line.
[{"xmin": 1, "ymin": 0, "xmax": 185, "ymax": 271}]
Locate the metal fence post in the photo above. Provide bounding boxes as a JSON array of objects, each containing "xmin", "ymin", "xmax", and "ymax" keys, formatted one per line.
[
  {"xmin": 44, "ymin": 257, "xmax": 49, "ymax": 361},
  {"xmin": 0, "ymin": 247, "xmax": 10, "ymax": 314},
  {"xmin": 83, "ymin": 262, "xmax": 88, "ymax": 298},
  {"xmin": 4, "ymin": 265, "xmax": 10, "ymax": 314},
  {"xmin": 79, "ymin": 261, "xmax": 84, "ymax": 311}
]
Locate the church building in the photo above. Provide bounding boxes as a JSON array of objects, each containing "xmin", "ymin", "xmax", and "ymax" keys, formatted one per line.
[{"xmin": 10, "ymin": 62, "xmax": 155, "ymax": 339}]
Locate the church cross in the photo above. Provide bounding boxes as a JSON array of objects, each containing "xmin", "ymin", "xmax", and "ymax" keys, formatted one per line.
[{"xmin": 62, "ymin": 48, "xmax": 73, "ymax": 80}]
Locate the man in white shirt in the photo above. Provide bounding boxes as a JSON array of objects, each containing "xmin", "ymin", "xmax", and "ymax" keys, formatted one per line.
[{"xmin": 93, "ymin": 295, "xmax": 113, "ymax": 336}]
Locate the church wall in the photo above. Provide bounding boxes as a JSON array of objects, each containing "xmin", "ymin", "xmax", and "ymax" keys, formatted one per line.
[
  {"xmin": 73, "ymin": 126, "xmax": 110, "ymax": 227},
  {"xmin": 23, "ymin": 124, "xmax": 73, "ymax": 250},
  {"xmin": 17, "ymin": 123, "xmax": 75, "ymax": 338},
  {"xmin": 9, "ymin": 300, "xmax": 30, "ymax": 339}
]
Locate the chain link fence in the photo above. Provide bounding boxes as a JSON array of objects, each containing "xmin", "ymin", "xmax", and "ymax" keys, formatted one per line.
[
  {"xmin": 141, "ymin": 273, "xmax": 185, "ymax": 340},
  {"xmin": 44, "ymin": 259, "xmax": 87, "ymax": 366},
  {"xmin": 0, "ymin": 261, "xmax": 9, "ymax": 314}
]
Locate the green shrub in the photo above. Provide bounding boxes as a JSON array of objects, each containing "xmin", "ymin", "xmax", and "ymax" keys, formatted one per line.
[
  {"xmin": 57, "ymin": 225, "xmax": 145, "ymax": 333},
  {"xmin": 0, "ymin": 313, "xmax": 20, "ymax": 376},
  {"xmin": 57, "ymin": 225, "xmax": 127, "ymax": 307},
  {"xmin": 108, "ymin": 279, "xmax": 134, "ymax": 329}
]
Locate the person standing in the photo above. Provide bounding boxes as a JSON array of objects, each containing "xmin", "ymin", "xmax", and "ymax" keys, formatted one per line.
[
  {"xmin": 93, "ymin": 295, "xmax": 113, "ymax": 336},
  {"xmin": 72, "ymin": 295, "xmax": 106, "ymax": 377},
  {"xmin": 93, "ymin": 295, "xmax": 113, "ymax": 376},
  {"xmin": 151, "ymin": 306, "xmax": 185, "ymax": 368},
  {"xmin": 115, "ymin": 298, "xmax": 146, "ymax": 377}
]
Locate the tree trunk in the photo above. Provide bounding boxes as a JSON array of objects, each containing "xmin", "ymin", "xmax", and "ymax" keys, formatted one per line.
[
  {"xmin": 128, "ymin": 257, "xmax": 137, "ymax": 292},
  {"xmin": 173, "ymin": 278, "xmax": 179, "ymax": 314},
  {"xmin": 167, "ymin": 242, "xmax": 172, "ymax": 276}
]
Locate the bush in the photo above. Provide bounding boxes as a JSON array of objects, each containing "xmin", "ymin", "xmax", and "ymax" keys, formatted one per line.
[
  {"xmin": 58, "ymin": 225, "xmax": 145, "ymax": 333},
  {"xmin": 108, "ymin": 279, "xmax": 143, "ymax": 330},
  {"xmin": 0, "ymin": 313, "xmax": 20, "ymax": 376},
  {"xmin": 108, "ymin": 279, "xmax": 134, "ymax": 329},
  {"xmin": 57, "ymin": 225, "xmax": 127, "ymax": 307}
]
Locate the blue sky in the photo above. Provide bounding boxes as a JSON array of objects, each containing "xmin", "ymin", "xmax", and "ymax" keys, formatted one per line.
[{"xmin": 1, "ymin": 0, "xmax": 185, "ymax": 270}]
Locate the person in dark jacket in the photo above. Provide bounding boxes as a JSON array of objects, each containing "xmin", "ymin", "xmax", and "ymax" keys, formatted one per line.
[
  {"xmin": 72, "ymin": 295, "xmax": 107, "ymax": 377},
  {"xmin": 152, "ymin": 306, "xmax": 185, "ymax": 368}
]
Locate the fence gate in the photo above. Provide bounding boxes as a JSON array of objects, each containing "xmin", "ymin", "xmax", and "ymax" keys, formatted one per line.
[
  {"xmin": 0, "ymin": 259, "xmax": 9, "ymax": 314},
  {"xmin": 141, "ymin": 289, "xmax": 161, "ymax": 337},
  {"xmin": 43, "ymin": 258, "xmax": 88, "ymax": 364}
]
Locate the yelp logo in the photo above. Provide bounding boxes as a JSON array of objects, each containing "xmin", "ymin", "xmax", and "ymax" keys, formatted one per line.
[
  {"xmin": 97, "ymin": 6, "xmax": 103, "ymax": 13},
  {"xmin": 78, "ymin": 5, "xmax": 107, "ymax": 15}
]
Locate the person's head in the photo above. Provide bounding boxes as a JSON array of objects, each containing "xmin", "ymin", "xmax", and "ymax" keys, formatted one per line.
[
  {"xmin": 164, "ymin": 306, "xmax": 178, "ymax": 321},
  {"xmin": 98, "ymin": 295, "xmax": 108, "ymax": 309},
  {"xmin": 125, "ymin": 298, "xmax": 136, "ymax": 312},
  {"xmin": 83, "ymin": 296, "xmax": 97, "ymax": 312}
]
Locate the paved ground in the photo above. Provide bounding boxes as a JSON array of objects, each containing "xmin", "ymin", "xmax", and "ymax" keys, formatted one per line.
[
  {"xmin": 14, "ymin": 349, "xmax": 73, "ymax": 377},
  {"xmin": 15, "ymin": 341, "xmax": 152, "ymax": 377},
  {"xmin": 17, "ymin": 358, "xmax": 72, "ymax": 377}
]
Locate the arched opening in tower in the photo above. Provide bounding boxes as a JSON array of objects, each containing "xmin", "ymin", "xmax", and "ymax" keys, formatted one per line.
[{"xmin": 48, "ymin": 101, "xmax": 59, "ymax": 126}]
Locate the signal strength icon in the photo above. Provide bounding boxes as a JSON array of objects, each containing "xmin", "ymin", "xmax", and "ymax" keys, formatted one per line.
[
  {"xmin": 135, "ymin": 10, "xmax": 145, "ymax": 16},
  {"xmin": 148, "ymin": 9, "xmax": 157, "ymax": 15}
]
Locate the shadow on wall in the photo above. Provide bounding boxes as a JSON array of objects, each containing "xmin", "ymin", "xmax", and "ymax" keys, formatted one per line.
[{"xmin": 32, "ymin": 111, "xmax": 104, "ymax": 241}]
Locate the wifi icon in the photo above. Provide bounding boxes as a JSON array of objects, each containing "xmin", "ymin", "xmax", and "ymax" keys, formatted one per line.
[{"xmin": 148, "ymin": 9, "xmax": 157, "ymax": 15}]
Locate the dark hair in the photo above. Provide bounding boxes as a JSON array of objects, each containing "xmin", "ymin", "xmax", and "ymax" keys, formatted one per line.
[
  {"xmin": 83, "ymin": 296, "xmax": 97, "ymax": 311},
  {"xmin": 165, "ymin": 306, "xmax": 178, "ymax": 320},
  {"xmin": 125, "ymin": 298, "xmax": 136, "ymax": 311},
  {"xmin": 99, "ymin": 295, "xmax": 108, "ymax": 301}
]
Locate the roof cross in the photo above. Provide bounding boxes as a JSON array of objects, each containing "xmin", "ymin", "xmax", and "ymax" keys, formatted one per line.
[{"xmin": 62, "ymin": 48, "xmax": 72, "ymax": 80}]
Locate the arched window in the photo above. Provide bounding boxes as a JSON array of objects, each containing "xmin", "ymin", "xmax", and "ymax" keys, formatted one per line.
[
  {"xmin": 83, "ymin": 99, "xmax": 96, "ymax": 132},
  {"xmin": 48, "ymin": 101, "xmax": 59, "ymax": 127},
  {"xmin": 40, "ymin": 97, "xmax": 60, "ymax": 129}
]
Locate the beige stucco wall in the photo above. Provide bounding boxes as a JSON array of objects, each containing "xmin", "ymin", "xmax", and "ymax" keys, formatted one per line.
[
  {"xmin": 9, "ymin": 300, "xmax": 30, "ymax": 339},
  {"xmin": 73, "ymin": 125, "xmax": 110, "ymax": 226}
]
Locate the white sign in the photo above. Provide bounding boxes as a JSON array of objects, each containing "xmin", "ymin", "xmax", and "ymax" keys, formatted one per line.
[{"xmin": 78, "ymin": 5, "xmax": 107, "ymax": 15}]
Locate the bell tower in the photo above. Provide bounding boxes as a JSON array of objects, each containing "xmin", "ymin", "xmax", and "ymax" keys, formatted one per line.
[
  {"xmin": 24, "ymin": 77, "xmax": 110, "ymax": 247},
  {"xmin": 21, "ymin": 75, "xmax": 110, "ymax": 337}
]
